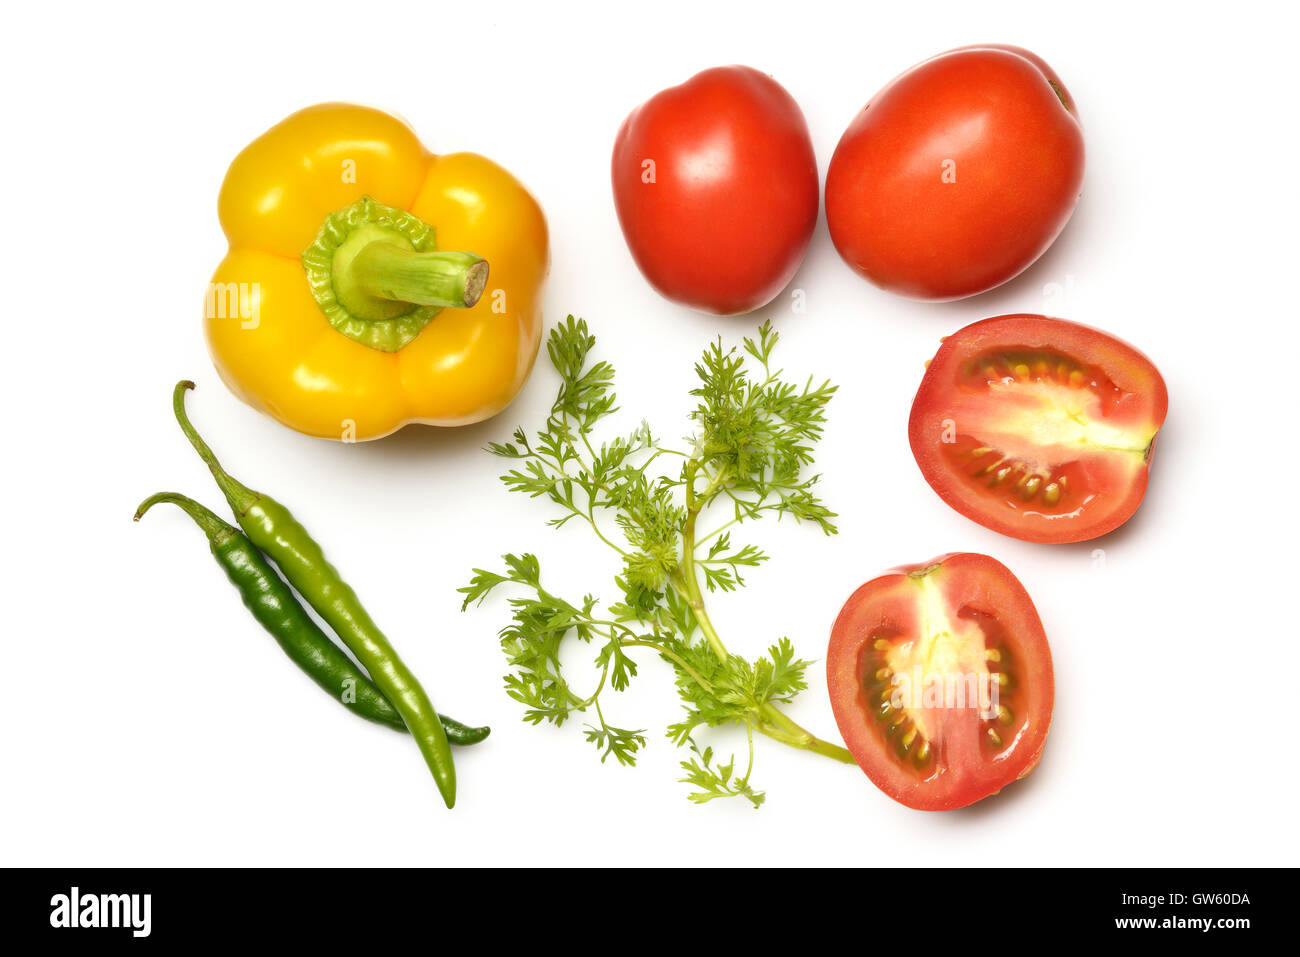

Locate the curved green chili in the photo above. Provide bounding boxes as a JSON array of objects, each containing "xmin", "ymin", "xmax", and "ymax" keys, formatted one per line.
[
  {"xmin": 171, "ymin": 381, "xmax": 459, "ymax": 807},
  {"xmin": 135, "ymin": 493, "xmax": 489, "ymax": 747}
]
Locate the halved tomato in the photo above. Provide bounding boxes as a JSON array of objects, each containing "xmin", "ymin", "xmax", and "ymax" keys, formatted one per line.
[
  {"xmin": 827, "ymin": 553, "xmax": 1053, "ymax": 810},
  {"xmin": 909, "ymin": 315, "xmax": 1168, "ymax": 544}
]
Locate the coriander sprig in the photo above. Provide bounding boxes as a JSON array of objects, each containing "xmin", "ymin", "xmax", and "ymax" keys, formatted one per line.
[{"xmin": 460, "ymin": 316, "xmax": 854, "ymax": 806}]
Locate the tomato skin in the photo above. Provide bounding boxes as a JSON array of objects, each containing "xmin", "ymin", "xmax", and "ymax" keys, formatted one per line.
[
  {"xmin": 827, "ymin": 553, "xmax": 1054, "ymax": 811},
  {"xmin": 611, "ymin": 65, "xmax": 819, "ymax": 315},
  {"xmin": 909, "ymin": 315, "xmax": 1168, "ymax": 544},
  {"xmin": 825, "ymin": 45, "xmax": 1084, "ymax": 301}
]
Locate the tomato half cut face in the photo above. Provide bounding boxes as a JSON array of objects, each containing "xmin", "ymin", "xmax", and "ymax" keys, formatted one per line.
[
  {"xmin": 909, "ymin": 315, "xmax": 1168, "ymax": 544},
  {"xmin": 827, "ymin": 553, "xmax": 1053, "ymax": 810}
]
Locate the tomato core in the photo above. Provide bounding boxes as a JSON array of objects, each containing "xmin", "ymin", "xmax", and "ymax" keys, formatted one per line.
[{"xmin": 855, "ymin": 565, "xmax": 1023, "ymax": 778}]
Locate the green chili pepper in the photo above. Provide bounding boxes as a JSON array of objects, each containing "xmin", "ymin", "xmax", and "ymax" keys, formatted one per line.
[
  {"xmin": 432, "ymin": 712, "xmax": 491, "ymax": 747},
  {"xmin": 135, "ymin": 492, "xmax": 489, "ymax": 747},
  {"xmin": 171, "ymin": 381, "xmax": 459, "ymax": 808}
]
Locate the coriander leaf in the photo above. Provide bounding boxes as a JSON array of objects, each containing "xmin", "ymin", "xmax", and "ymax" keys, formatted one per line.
[
  {"xmin": 679, "ymin": 743, "xmax": 765, "ymax": 809},
  {"xmin": 462, "ymin": 316, "xmax": 852, "ymax": 808},
  {"xmin": 585, "ymin": 722, "xmax": 647, "ymax": 766}
]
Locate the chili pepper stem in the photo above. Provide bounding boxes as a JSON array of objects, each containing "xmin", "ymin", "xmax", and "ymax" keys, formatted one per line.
[
  {"xmin": 172, "ymin": 381, "xmax": 259, "ymax": 517},
  {"xmin": 134, "ymin": 491, "xmax": 236, "ymax": 548}
]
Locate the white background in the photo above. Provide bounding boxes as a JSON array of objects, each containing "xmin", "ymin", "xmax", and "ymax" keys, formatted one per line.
[{"xmin": 4, "ymin": 0, "xmax": 1297, "ymax": 867}]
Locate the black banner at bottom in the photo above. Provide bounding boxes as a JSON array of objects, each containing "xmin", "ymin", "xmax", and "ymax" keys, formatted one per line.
[{"xmin": 7, "ymin": 866, "xmax": 1286, "ymax": 943}]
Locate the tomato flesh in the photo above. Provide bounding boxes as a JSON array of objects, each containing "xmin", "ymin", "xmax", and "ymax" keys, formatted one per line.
[
  {"xmin": 827, "ymin": 553, "xmax": 1054, "ymax": 810},
  {"xmin": 910, "ymin": 315, "xmax": 1168, "ymax": 543}
]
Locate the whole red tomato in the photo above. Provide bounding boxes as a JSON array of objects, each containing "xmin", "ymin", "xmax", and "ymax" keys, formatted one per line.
[
  {"xmin": 611, "ymin": 65, "xmax": 819, "ymax": 315},
  {"xmin": 825, "ymin": 45, "xmax": 1084, "ymax": 301}
]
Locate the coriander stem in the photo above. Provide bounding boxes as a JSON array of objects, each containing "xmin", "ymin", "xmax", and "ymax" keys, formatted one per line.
[
  {"xmin": 694, "ymin": 514, "xmax": 743, "ymax": 547},
  {"xmin": 679, "ymin": 512, "xmax": 730, "ymax": 662},
  {"xmin": 805, "ymin": 736, "xmax": 859, "ymax": 764},
  {"xmin": 677, "ymin": 456, "xmax": 855, "ymax": 766},
  {"xmin": 754, "ymin": 711, "xmax": 856, "ymax": 764},
  {"xmin": 578, "ymin": 655, "xmax": 612, "ymax": 708},
  {"xmin": 619, "ymin": 639, "xmax": 714, "ymax": 692},
  {"xmin": 583, "ymin": 505, "xmax": 627, "ymax": 556},
  {"xmin": 574, "ymin": 426, "xmax": 640, "ymax": 557}
]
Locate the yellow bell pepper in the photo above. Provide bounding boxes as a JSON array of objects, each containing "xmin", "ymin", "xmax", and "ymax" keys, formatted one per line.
[{"xmin": 205, "ymin": 103, "xmax": 549, "ymax": 440}]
